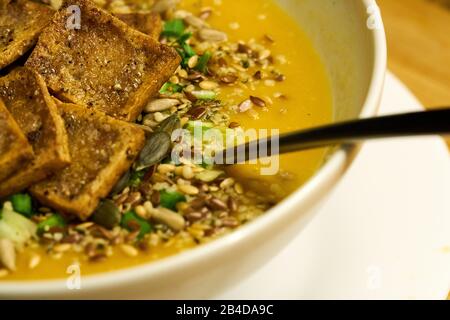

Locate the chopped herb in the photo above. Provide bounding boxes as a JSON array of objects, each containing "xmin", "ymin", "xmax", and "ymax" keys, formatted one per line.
[
  {"xmin": 195, "ymin": 51, "xmax": 212, "ymax": 73},
  {"xmin": 121, "ymin": 211, "xmax": 152, "ymax": 239},
  {"xmin": 191, "ymin": 90, "xmax": 216, "ymax": 100},
  {"xmin": 160, "ymin": 190, "xmax": 186, "ymax": 211},
  {"xmin": 37, "ymin": 214, "xmax": 66, "ymax": 234},
  {"xmin": 160, "ymin": 82, "xmax": 183, "ymax": 94},
  {"xmin": 182, "ymin": 42, "xmax": 196, "ymax": 58},
  {"xmin": 178, "ymin": 32, "xmax": 192, "ymax": 44},
  {"xmin": 128, "ymin": 170, "xmax": 145, "ymax": 188},
  {"xmin": 241, "ymin": 60, "xmax": 250, "ymax": 68},
  {"xmin": 10, "ymin": 193, "xmax": 33, "ymax": 217},
  {"xmin": 161, "ymin": 19, "xmax": 185, "ymax": 38},
  {"xmin": 201, "ymin": 158, "xmax": 215, "ymax": 170},
  {"xmin": 185, "ymin": 120, "xmax": 214, "ymax": 134}
]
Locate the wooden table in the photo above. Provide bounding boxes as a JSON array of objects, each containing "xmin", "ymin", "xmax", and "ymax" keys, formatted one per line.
[{"xmin": 377, "ymin": 0, "xmax": 450, "ymax": 147}]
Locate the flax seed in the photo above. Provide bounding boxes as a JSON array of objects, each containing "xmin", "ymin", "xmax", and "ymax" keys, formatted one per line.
[{"xmin": 250, "ymin": 96, "xmax": 266, "ymax": 108}]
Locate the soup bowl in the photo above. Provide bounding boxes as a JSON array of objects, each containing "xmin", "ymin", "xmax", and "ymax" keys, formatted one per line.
[{"xmin": 1, "ymin": 0, "xmax": 386, "ymax": 299}]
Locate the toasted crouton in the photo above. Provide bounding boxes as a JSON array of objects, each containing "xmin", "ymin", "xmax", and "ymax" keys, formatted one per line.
[
  {"xmin": 26, "ymin": 0, "xmax": 181, "ymax": 122},
  {"xmin": 114, "ymin": 12, "xmax": 162, "ymax": 40},
  {"xmin": 0, "ymin": 0, "xmax": 54, "ymax": 70},
  {"xmin": 30, "ymin": 102, "xmax": 145, "ymax": 220},
  {"xmin": 0, "ymin": 99, "xmax": 34, "ymax": 184},
  {"xmin": 0, "ymin": 67, "xmax": 71, "ymax": 198}
]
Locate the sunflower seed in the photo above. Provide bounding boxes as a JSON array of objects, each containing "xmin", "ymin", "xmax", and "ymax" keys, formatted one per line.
[
  {"xmin": 198, "ymin": 28, "xmax": 228, "ymax": 42},
  {"xmin": 150, "ymin": 208, "xmax": 185, "ymax": 231},
  {"xmin": 178, "ymin": 184, "xmax": 199, "ymax": 195},
  {"xmin": 120, "ymin": 244, "xmax": 138, "ymax": 257},
  {"xmin": 185, "ymin": 14, "xmax": 209, "ymax": 29},
  {"xmin": 152, "ymin": 0, "xmax": 177, "ymax": 13},
  {"xmin": 145, "ymin": 99, "xmax": 180, "ymax": 113}
]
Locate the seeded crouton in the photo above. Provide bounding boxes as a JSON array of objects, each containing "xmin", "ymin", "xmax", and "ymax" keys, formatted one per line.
[
  {"xmin": 0, "ymin": 0, "xmax": 54, "ymax": 70},
  {"xmin": 26, "ymin": 0, "xmax": 181, "ymax": 122},
  {"xmin": 115, "ymin": 12, "xmax": 162, "ymax": 40},
  {"xmin": 0, "ymin": 67, "xmax": 71, "ymax": 198},
  {"xmin": 30, "ymin": 102, "xmax": 145, "ymax": 220},
  {"xmin": 0, "ymin": 98, "xmax": 34, "ymax": 184}
]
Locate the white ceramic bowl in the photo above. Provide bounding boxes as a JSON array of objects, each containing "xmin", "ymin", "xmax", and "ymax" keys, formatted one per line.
[{"xmin": 1, "ymin": 0, "xmax": 386, "ymax": 299}]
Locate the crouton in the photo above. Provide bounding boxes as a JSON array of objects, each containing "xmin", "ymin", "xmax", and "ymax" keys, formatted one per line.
[
  {"xmin": 0, "ymin": 0, "xmax": 54, "ymax": 70},
  {"xmin": 26, "ymin": 0, "xmax": 180, "ymax": 122},
  {"xmin": 114, "ymin": 12, "xmax": 162, "ymax": 40},
  {"xmin": 0, "ymin": 98, "xmax": 34, "ymax": 184},
  {"xmin": 30, "ymin": 102, "xmax": 145, "ymax": 220},
  {"xmin": 0, "ymin": 67, "xmax": 71, "ymax": 198}
]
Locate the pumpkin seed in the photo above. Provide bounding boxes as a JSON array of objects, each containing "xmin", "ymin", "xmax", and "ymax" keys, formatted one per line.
[
  {"xmin": 92, "ymin": 200, "xmax": 121, "ymax": 229},
  {"xmin": 111, "ymin": 170, "xmax": 131, "ymax": 195},
  {"xmin": 136, "ymin": 132, "xmax": 172, "ymax": 171},
  {"xmin": 157, "ymin": 114, "xmax": 181, "ymax": 135}
]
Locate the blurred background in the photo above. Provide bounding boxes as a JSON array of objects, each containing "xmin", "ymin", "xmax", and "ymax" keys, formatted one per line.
[
  {"xmin": 377, "ymin": 0, "xmax": 450, "ymax": 146},
  {"xmin": 377, "ymin": 1, "xmax": 449, "ymax": 299},
  {"xmin": 378, "ymin": 0, "xmax": 449, "ymax": 107}
]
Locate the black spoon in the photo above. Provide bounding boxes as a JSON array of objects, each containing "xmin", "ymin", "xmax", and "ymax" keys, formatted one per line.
[{"xmin": 218, "ymin": 108, "xmax": 450, "ymax": 164}]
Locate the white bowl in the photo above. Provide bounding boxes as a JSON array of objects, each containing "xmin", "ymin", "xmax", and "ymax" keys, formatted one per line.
[{"xmin": 1, "ymin": 0, "xmax": 386, "ymax": 299}]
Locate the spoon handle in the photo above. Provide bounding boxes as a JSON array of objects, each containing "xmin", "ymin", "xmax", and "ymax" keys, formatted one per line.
[{"xmin": 222, "ymin": 108, "xmax": 450, "ymax": 164}]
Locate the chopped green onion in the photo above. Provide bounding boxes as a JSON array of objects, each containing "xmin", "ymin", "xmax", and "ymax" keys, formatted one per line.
[
  {"xmin": 121, "ymin": 211, "xmax": 152, "ymax": 239},
  {"xmin": 162, "ymin": 19, "xmax": 185, "ymax": 38},
  {"xmin": 178, "ymin": 32, "xmax": 192, "ymax": 44},
  {"xmin": 128, "ymin": 170, "xmax": 145, "ymax": 188},
  {"xmin": 185, "ymin": 121, "xmax": 214, "ymax": 134},
  {"xmin": 160, "ymin": 82, "xmax": 183, "ymax": 94},
  {"xmin": 37, "ymin": 214, "xmax": 66, "ymax": 234},
  {"xmin": 159, "ymin": 190, "xmax": 186, "ymax": 211},
  {"xmin": 10, "ymin": 193, "xmax": 33, "ymax": 217},
  {"xmin": 182, "ymin": 42, "xmax": 196, "ymax": 58},
  {"xmin": 191, "ymin": 90, "xmax": 216, "ymax": 100},
  {"xmin": 195, "ymin": 51, "xmax": 212, "ymax": 73}
]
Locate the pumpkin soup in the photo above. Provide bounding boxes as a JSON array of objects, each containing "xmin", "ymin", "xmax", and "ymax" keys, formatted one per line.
[{"xmin": 0, "ymin": 0, "xmax": 332, "ymax": 280}]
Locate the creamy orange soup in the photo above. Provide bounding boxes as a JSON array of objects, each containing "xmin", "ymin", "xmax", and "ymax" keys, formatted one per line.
[{"xmin": 4, "ymin": 0, "xmax": 332, "ymax": 280}]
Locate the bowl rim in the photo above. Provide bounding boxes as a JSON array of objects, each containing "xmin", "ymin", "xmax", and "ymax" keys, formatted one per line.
[{"xmin": 0, "ymin": 0, "xmax": 387, "ymax": 296}]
